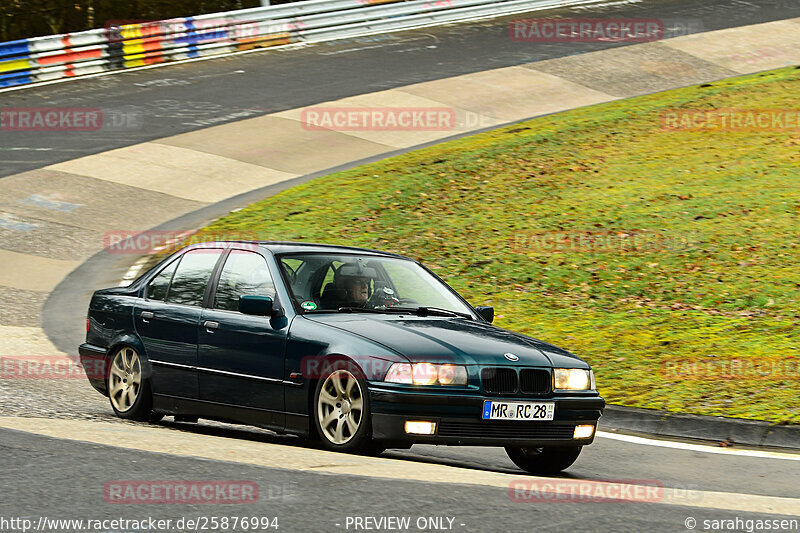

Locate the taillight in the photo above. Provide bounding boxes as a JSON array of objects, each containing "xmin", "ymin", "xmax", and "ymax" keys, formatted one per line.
[{"xmin": 86, "ymin": 317, "xmax": 90, "ymax": 333}]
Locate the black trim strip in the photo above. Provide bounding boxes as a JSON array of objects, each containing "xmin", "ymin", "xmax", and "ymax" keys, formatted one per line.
[
  {"xmin": 198, "ymin": 366, "xmax": 283, "ymax": 384},
  {"xmin": 149, "ymin": 359, "xmax": 195, "ymax": 370},
  {"xmin": 149, "ymin": 359, "xmax": 303, "ymax": 387},
  {"xmin": 153, "ymin": 393, "xmax": 310, "ymax": 418}
]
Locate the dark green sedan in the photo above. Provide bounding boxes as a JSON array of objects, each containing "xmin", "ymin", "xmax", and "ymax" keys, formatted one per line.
[{"xmin": 79, "ymin": 241, "xmax": 604, "ymax": 474}]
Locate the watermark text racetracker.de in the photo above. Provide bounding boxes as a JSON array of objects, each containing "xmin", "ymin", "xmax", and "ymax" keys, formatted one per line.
[
  {"xmin": 1, "ymin": 107, "xmax": 144, "ymax": 132},
  {"xmin": 509, "ymin": 230, "xmax": 699, "ymax": 254},
  {"xmin": 661, "ymin": 108, "xmax": 800, "ymax": 131},
  {"xmin": 510, "ymin": 479, "xmax": 706, "ymax": 506},
  {"xmin": 663, "ymin": 357, "xmax": 799, "ymax": 381},
  {"xmin": 0, "ymin": 515, "xmax": 279, "ymax": 532},
  {"xmin": 103, "ymin": 230, "xmax": 259, "ymax": 254},
  {"xmin": 0, "ymin": 355, "xmax": 105, "ymax": 380},
  {"xmin": 104, "ymin": 480, "xmax": 258, "ymax": 504},
  {"xmin": 509, "ymin": 18, "xmax": 703, "ymax": 42},
  {"xmin": 299, "ymin": 107, "xmax": 494, "ymax": 131},
  {"xmin": 509, "ymin": 479, "xmax": 665, "ymax": 503},
  {"xmin": 103, "ymin": 17, "xmax": 275, "ymax": 42}
]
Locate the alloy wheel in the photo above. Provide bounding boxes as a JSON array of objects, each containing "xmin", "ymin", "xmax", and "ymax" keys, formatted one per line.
[
  {"xmin": 108, "ymin": 346, "xmax": 142, "ymax": 413},
  {"xmin": 317, "ymin": 369, "xmax": 364, "ymax": 445}
]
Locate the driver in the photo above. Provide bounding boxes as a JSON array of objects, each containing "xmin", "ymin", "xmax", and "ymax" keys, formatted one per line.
[
  {"xmin": 333, "ymin": 263, "xmax": 375, "ymax": 308},
  {"xmin": 342, "ymin": 274, "xmax": 370, "ymax": 306}
]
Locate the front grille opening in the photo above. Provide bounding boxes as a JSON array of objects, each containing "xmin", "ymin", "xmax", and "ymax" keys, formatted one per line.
[
  {"xmin": 438, "ymin": 421, "xmax": 574, "ymax": 439},
  {"xmin": 520, "ymin": 368, "xmax": 551, "ymax": 394},
  {"xmin": 481, "ymin": 367, "xmax": 518, "ymax": 394}
]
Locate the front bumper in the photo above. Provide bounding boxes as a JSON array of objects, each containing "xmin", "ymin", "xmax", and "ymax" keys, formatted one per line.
[{"xmin": 369, "ymin": 384, "xmax": 604, "ymax": 446}]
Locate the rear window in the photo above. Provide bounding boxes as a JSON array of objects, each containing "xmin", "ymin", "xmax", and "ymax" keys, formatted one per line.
[{"xmin": 146, "ymin": 258, "xmax": 179, "ymax": 301}]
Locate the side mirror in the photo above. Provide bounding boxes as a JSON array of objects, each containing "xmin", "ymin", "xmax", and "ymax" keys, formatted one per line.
[
  {"xmin": 239, "ymin": 295, "xmax": 280, "ymax": 317},
  {"xmin": 475, "ymin": 305, "xmax": 494, "ymax": 323}
]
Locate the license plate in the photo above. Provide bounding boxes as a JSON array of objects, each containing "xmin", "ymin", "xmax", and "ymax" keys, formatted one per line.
[{"xmin": 482, "ymin": 400, "xmax": 554, "ymax": 421}]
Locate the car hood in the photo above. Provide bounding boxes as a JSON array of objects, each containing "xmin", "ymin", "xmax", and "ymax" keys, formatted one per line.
[{"xmin": 305, "ymin": 314, "xmax": 588, "ymax": 368}]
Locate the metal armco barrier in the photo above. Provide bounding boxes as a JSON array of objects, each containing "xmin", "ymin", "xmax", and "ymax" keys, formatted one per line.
[{"xmin": 0, "ymin": 0, "xmax": 601, "ymax": 89}]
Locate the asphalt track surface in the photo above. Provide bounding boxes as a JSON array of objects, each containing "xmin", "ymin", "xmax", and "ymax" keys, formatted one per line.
[
  {"xmin": 2, "ymin": 1, "xmax": 800, "ymax": 531},
  {"xmin": 2, "ymin": 0, "xmax": 800, "ymax": 178},
  {"xmin": 1, "ymin": 425, "xmax": 799, "ymax": 532}
]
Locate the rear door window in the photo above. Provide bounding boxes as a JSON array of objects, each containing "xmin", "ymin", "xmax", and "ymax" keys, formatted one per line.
[{"xmin": 166, "ymin": 249, "xmax": 223, "ymax": 307}]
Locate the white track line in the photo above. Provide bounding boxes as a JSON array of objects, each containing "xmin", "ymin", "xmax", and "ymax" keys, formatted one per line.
[
  {"xmin": 597, "ymin": 431, "xmax": 800, "ymax": 461},
  {"xmin": 118, "ymin": 257, "xmax": 149, "ymax": 287}
]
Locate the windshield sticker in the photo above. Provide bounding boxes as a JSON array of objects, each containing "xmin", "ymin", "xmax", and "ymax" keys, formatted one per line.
[{"xmin": 301, "ymin": 301, "xmax": 317, "ymax": 311}]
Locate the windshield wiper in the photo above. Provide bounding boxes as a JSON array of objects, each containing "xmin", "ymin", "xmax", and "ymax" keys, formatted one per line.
[
  {"xmin": 388, "ymin": 306, "xmax": 473, "ymax": 319},
  {"xmin": 335, "ymin": 306, "xmax": 472, "ymax": 319},
  {"xmin": 336, "ymin": 307, "xmax": 392, "ymax": 314}
]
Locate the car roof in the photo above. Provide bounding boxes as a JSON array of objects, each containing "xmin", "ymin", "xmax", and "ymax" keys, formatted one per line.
[{"xmin": 187, "ymin": 241, "xmax": 414, "ymax": 260}]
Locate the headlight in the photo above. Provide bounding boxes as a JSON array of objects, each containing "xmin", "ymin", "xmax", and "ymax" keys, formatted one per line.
[
  {"xmin": 553, "ymin": 368, "xmax": 595, "ymax": 391},
  {"xmin": 384, "ymin": 362, "xmax": 468, "ymax": 386}
]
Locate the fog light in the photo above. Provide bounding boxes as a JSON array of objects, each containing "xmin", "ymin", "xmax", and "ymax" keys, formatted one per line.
[
  {"xmin": 405, "ymin": 421, "xmax": 436, "ymax": 435},
  {"xmin": 573, "ymin": 424, "xmax": 595, "ymax": 439}
]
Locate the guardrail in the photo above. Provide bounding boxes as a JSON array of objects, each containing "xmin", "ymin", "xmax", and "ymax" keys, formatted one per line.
[{"xmin": 0, "ymin": 0, "xmax": 601, "ymax": 89}]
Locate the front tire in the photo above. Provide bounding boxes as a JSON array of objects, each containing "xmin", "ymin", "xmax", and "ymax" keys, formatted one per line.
[
  {"xmin": 313, "ymin": 363, "xmax": 375, "ymax": 454},
  {"xmin": 107, "ymin": 346, "xmax": 153, "ymax": 421},
  {"xmin": 505, "ymin": 445, "xmax": 583, "ymax": 475}
]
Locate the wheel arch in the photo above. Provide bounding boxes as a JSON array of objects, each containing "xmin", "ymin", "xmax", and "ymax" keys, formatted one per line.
[
  {"xmin": 106, "ymin": 333, "xmax": 153, "ymax": 379},
  {"xmin": 305, "ymin": 353, "xmax": 364, "ymax": 438}
]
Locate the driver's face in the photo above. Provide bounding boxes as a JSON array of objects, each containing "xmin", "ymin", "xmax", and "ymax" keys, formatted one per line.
[{"xmin": 345, "ymin": 277, "xmax": 369, "ymax": 303}]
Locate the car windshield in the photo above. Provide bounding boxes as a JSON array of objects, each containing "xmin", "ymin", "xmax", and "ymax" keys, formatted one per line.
[{"xmin": 278, "ymin": 253, "xmax": 475, "ymax": 316}]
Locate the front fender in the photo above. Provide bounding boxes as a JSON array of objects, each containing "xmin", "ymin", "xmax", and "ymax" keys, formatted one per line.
[
  {"xmin": 283, "ymin": 316, "xmax": 408, "ymax": 430},
  {"xmin": 286, "ymin": 316, "xmax": 408, "ymax": 383}
]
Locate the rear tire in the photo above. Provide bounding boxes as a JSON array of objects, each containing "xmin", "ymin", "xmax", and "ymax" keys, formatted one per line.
[
  {"xmin": 107, "ymin": 346, "xmax": 153, "ymax": 422},
  {"xmin": 505, "ymin": 445, "xmax": 582, "ymax": 475}
]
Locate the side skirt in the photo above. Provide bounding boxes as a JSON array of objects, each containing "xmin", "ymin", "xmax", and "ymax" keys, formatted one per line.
[{"xmin": 152, "ymin": 394, "xmax": 310, "ymax": 437}]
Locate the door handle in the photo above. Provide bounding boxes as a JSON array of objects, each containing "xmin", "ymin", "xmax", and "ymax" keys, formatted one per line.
[
  {"xmin": 141, "ymin": 311, "xmax": 154, "ymax": 323},
  {"xmin": 203, "ymin": 320, "xmax": 219, "ymax": 332}
]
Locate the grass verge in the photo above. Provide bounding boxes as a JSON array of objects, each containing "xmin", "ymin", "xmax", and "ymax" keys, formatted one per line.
[{"xmin": 195, "ymin": 66, "xmax": 800, "ymax": 423}]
